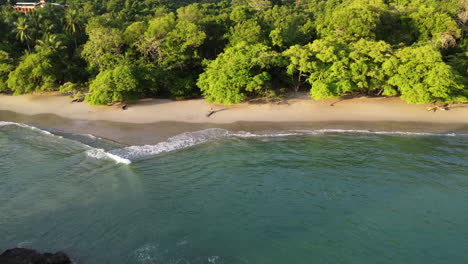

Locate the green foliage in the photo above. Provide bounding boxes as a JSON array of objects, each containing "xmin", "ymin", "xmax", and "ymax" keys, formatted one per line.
[
  {"xmin": 197, "ymin": 42, "xmax": 278, "ymax": 104},
  {"xmin": 376, "ymin": 9, "xmax": 419, "ymax": 45},
  {"xmin": 64, "ymin": 9, "xmax": 84, "ymax": 48},
  {"xmin": 0, "ymin": 50, "xmax": 14, "ymax": 92},
  {"xmin": 123, "ymin": 21, "xmax": 147, "ymax": 46},
  {"xmin": 177, "ymin": 3, "xmax": 204, "ymax": 24},
  {"xmin": 146, "ymin": 13, "xmax": 177, "ymax": 39},
  {"xmin": 85, "ymin": 65, "xmax": 144, "ymax": 105},
  {"xmin": 7, "ymin": 51, "xmax": 58, "ymax": 94},
  {"xmin": 348, "ymin": 39, "xmax": 396, "ymax": 96},
  {"xmin": 227, "ymin": 19, "xmax": 266, "ymax": 46},
  {"xmin": 0, "ymin": 0, "xmax": 466, "ymax": 106},
  {"xmin": 59, "ymin": 82, "xmax": 83, "ymax": 94},
  {"xmin": 14, "ymin": 17, "xmax": 32, "ymax": 52},
  {"xmin": 81, "ymin": 22, "xmax": 125, "ymax": 71},
  {"xmin": 262, "ymin": 5, "xmax": 315, "ymax": 49},
  {"xmin": 249, "ymin": 0, "xmax": 272, "ymax": 11},
  {"xmin": 409, "ymin": 6, "xmax": 460, "ymax": 45},
  {"xmin": 383, "ymin": 45, "xmax": 466, "ymax": 104},
  {"xmin": 317, "ymin": 1, "xmax": 384, "ymax": 41},
  {"xmin": 160, "ymin": 20, "xmax": 206, "ymax": 69},
  {"xmin": 139, "ymin": 13, "xmax": 206, "ymax": 69},
  {"xmin": 230, "ymin": 5, "xmax": 255, "ymax": 23},
  {"xmin": 284, "ymin": 38, "xmax": 396, "ymax": 99},
  {"xmin": 387, "ymin": 0, "xmax": 461, "ymax": 15},
  {"xmin": 447, "ymin": 40, "xmax": 468, "ymax": 81},
  {"xmin": 159, "ymin": 70, "xmax": 199, "ymax": 99}
]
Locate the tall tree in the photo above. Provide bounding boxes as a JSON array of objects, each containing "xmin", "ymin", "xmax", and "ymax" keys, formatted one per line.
[
  {"xmin": 64, "ymin": 9, "xmax": 83, "ymax": 49},
  {"xmin": 14, "ymin": 17, "xmax": 32, "ymax": 52}
]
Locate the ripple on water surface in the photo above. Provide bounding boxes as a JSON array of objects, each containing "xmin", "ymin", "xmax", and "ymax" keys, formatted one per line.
[{"xmin": 0, "ymin": 122, "xmax": 467, "ymax": 264}]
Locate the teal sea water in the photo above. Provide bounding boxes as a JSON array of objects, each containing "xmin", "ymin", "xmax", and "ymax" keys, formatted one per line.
[{"xmin": 1, "ymin": 121, "xmax": 467, "ymax": 264}]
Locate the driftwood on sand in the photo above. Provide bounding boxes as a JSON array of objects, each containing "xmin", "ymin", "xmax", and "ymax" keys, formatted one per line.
[
  {"xmin": 427, "ymin": 103, "xmax": 450, "ymax": 112},
  {"xmin": 206, "ymin": 110, "xmax": 216, "ymax": 117},
  {"xmin": 206, "ymin": 108, "xmax": 227, "ymax": 117}
]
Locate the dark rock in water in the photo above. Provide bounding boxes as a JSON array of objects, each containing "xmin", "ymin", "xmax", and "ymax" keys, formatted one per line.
[{"xmin": 0, "ymin": 248, "xmax": 71, "ymax": 264}]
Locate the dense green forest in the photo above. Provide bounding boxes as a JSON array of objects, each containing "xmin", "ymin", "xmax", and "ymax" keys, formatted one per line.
[{"xmin": 0, "ymin": 0, "xmax": 467, "ymax": 105}]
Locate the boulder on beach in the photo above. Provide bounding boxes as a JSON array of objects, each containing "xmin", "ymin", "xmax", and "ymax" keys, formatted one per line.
[{"xmin": 0, "ymin": 248, "xmax": 71, "ymax": 264}]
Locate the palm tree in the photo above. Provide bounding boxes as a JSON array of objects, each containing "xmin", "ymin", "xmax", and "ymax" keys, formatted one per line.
[
  {"xmin": 14, "ymin": 17, "xmax": 32, "ymax": 53},
  {"xmin": 64, "ymin": 9, "xmax": 82, "ymax": 49},
  {"xmin": 35, "ymin": 33, "xmax": 64, "ymax": 53},
  {"xmin": 27, "ymin": 11, "xmax": 43, "ymax": 41}
]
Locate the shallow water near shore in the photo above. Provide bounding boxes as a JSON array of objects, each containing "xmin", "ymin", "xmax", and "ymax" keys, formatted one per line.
[{"xmin": 1, "ymin": 121, "xmax": 468, "ymax": 264}]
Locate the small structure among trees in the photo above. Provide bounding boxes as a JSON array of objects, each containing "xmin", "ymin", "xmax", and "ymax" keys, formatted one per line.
[{"xmin": 13, "ymin": 0, "xmax": 65, "ymax": 13}]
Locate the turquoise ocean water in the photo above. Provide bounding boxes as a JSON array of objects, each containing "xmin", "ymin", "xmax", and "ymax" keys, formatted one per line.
[{"xmin": 1, "ymin": 121, "xmax": 467, "ymax": 264}]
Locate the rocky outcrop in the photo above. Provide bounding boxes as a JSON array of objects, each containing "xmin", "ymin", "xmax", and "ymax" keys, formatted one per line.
[{"xmin": 0, "ymin": 248, "xmax": 71, "ymax": 264}]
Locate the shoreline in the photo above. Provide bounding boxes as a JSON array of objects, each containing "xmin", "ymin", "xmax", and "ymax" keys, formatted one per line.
[
  {"xmin": 1, "ymin": 93, "xmax": 468, "ymax": 145},
  {"xmin": 1, "ymin": 93, "xmax": 468, "ymax": 144}
]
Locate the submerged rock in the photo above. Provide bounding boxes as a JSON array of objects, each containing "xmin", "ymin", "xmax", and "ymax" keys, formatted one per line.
[{"xmin": 0, "ymin": 248, "xmax": 71, "ymax": 264}]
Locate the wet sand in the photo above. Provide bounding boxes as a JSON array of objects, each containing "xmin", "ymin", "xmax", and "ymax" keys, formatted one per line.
[{"xmin": 1, "ymin": 110, "xmax": 467, "ymax": 145}]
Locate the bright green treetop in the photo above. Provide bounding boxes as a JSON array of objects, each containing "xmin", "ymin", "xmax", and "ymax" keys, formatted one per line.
[
  {"xmin": 7, "ymin": 51, "xmax": 58, "ymax": 94},
  {"xmin": 85, "ymin": 65, "xmax": 143, "ymax": 105},
  {"xmin": 383, "ymin": 45, "xmax": 466, "ymax": 104},
  {"xmin": 198, "ymin": 42, "xmax": 279, "ymax": 104}
]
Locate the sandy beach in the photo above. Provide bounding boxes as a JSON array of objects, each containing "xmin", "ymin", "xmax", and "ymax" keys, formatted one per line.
[
  {"xmin": 1, "ymin": 93, "xmax": 467, "ymax": 144},
  {"xmin": 1, "ymin": 93, "xmax": 468, "ymax": 124}
]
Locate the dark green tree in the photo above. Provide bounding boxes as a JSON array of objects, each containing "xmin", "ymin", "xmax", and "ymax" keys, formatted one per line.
[{"xmin": 0, "ymin": 50, "xmax": 14, "ymax": 92}]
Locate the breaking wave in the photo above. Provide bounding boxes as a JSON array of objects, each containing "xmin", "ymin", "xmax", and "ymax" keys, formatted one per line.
[
  {"xmin": 85, "ymin": 149, "xmax": 132, "ymax": 165},
  {"xmin": 0, "ymin": 121, "xmax": 54, "ymax": 136},
  {"xmin": 0, "ymin": 121, "xmax": 130, "ymax": 164},
  {"xmin": 108, "ymin": 128, "xmax": 467, "ymax": 161},
  {"xmin": 1, "ymin": 121, "xmax": 466, "ymax": 164},
  {"xmin": 109, "ymin": 128, "xmax": 231, "ymax": 160}
]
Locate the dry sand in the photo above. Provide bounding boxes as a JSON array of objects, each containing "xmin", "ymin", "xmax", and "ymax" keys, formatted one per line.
[{"xmin": 0, "ymin": 93, "xmax": 467, "ymax": 124}]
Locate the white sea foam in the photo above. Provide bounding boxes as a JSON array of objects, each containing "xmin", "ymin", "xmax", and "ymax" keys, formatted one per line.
[
  {"xmin": 208, "ymin": 256, "xmax": 221, "ymax": 263},
  {"xmin": 0, "ymin": 121, "xmax": 17, "ymax": 127},
  {"xmin": 110, "ymin": 128, "xmax": 231, "ymax": 160},
  {"xmin": 86, "ymin": 149, "xmax": 132, "ymax": 164},
  {"xmin": 134, "ymin": 244, "xmax": 160, "ymax": 264},
  {"xmin": 3, "ymin": 121, "xmax": 466, "ymax": 164},
  {"xmin": 311, "ymin": 128, "xmax": 463, "ymax": 137},
  {"xmin": 83, "ymin": 133, "xmax": 98, "ymax": 139},
  {"xmin": 105, "ymin": 127, "xmax": 468, "ymax": 161},
  {"xmin": 231, "ymin": 131, "xmax": 305, "ymax": 138},
  {"xmin": 0, "ymin": 121, "xmax": 54, "ymax": 135},
  {"xmin": 1, "ymin": 121, "xmax": 130, "ymax": 165}
]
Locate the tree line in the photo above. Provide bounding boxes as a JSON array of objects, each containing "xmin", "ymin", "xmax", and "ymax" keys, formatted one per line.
[{"xmin": 0, "ymin": 0, "xmax": 467, "ymax": 105}]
